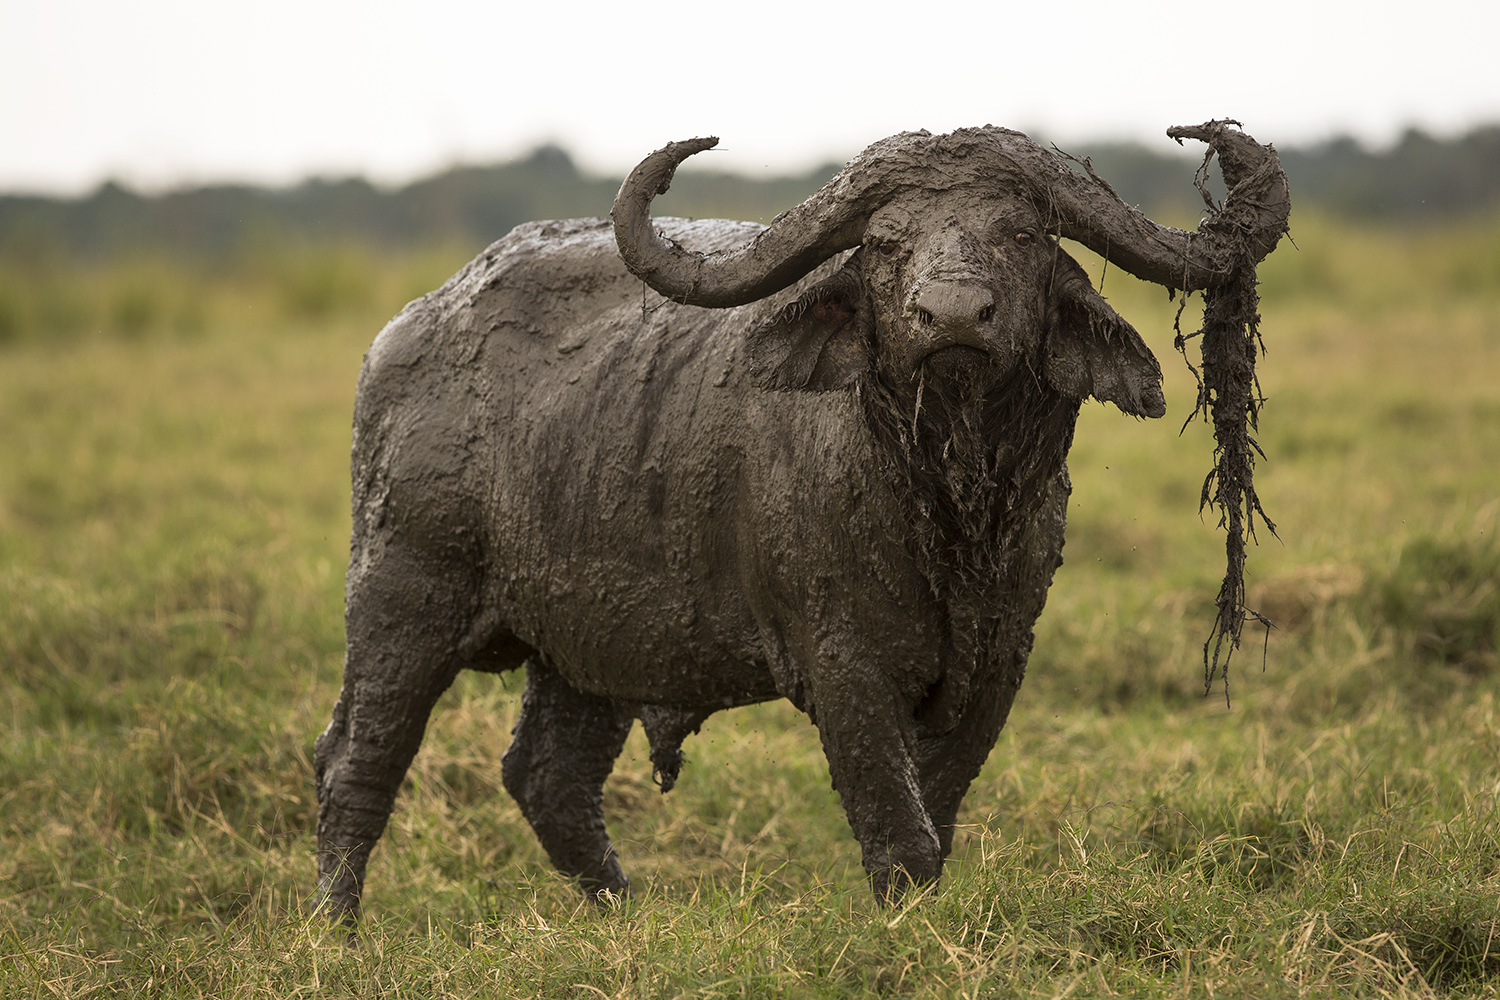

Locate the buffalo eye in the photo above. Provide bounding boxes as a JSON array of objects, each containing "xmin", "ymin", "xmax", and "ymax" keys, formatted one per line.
[
  {"xmin": 876, "ymin": 240, "xmax": 899, "ymax": 258},
  {"xmin": 1014, "ymin": 231, "xmax": 1036, "ymax": 247}
]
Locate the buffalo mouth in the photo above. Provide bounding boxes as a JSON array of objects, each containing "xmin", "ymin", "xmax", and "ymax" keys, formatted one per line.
[{"xmin": 919, "ymin": 344, "xmax": 993, "ymax": 382}]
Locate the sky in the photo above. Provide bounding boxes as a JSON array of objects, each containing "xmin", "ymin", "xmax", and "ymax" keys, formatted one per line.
[{"xmin": 3, "ymin": 0, "xmax": 1498, "ymax": 196}]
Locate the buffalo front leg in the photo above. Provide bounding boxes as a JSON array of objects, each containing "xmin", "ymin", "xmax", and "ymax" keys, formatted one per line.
[
  {"xmin": 913, "ymin": 668, "xmax": 1023, "ymax": 859},
  {"xmin": 501, "ymin": 659, "xmax": 634, "ymax": 902},
  {"xmin": 807, "ymin": 670, "xmax": 942, "ymax": 902},
  {"xmin": 313, "ymin": 544, "xmax": 468, "ymax": 925}
]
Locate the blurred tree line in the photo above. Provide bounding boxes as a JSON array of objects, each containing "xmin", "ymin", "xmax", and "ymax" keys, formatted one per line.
[
  {"xmin": 0, "ymin": 146, "xmax": 837, "ymax": 265},
  {"xmin": 4, "ymin": 125, "xmax": 1498, "ymax": 265}
]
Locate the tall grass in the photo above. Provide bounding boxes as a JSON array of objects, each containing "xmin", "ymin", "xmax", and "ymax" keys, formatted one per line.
[{"xmin": 2, "ymin": 211, "xmax": 1498, "ymax": 997}]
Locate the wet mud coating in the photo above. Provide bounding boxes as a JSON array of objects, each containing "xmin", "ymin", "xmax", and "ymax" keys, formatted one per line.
[{"xmin": 314, "ymin": 123, "xmax": 1290, "ymax": 921}]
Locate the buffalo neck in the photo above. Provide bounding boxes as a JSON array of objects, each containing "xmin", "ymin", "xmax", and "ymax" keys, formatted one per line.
[{"xmin": 859, "ymin": 358, "xmax": 1079, "ymax": 600}]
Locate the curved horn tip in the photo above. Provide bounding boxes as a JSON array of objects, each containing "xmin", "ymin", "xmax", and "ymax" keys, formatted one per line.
[
  {"xmin": 670, "ymin": 136, "xmax": 720, "ymax": 156},
  {"xmin": 628, "ymin": 136, "xmax": 721, "ymax": 199},
  {"xmin": 655, "ymin": 136, "xmax": 720, "ymax": 173},
  {"xmin": 1166, "ymin": 120, "xmax": 1247, "ymax": 146}
]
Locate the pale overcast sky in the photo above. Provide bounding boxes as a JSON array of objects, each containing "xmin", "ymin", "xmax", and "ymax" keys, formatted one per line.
[{"xmin": 3, "ymin": 0, "xmax": 1497, "ymax": 195}]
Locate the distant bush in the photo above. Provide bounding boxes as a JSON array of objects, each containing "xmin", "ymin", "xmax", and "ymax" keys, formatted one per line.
[
  {"xmin": 0, "ymin": 279, "xmax": 18, "ymax": 342},
  {"xmin": 0, "ymin": 243, "xmax": 471, "ymax": 346},
  {"xmin": 1368, "ymin": 534, "xmax": 1499, "ymax": 676},
  {"xmin": 270, "ymin": 245, "xmax": 375, "ymax": 320}
]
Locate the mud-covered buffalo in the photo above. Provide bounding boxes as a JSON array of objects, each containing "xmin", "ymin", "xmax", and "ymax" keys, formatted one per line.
[{"xmin": 314, "ymin": 122, "xmax": 1290, "ymax": 923}]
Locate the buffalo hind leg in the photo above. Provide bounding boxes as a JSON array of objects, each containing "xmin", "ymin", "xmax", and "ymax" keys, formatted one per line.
[
  {"xmin": 501, "ymin": 659, "xmax": 634, "ymax": 902},
  {"xmin": 313, "ymin": 543, "xmax": 469, "ymax": 926}
]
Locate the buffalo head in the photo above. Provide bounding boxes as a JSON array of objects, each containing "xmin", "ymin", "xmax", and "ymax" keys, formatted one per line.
[{"xmin": 612, "ymin": 127, "xmax": 1287, "ymax": 422}]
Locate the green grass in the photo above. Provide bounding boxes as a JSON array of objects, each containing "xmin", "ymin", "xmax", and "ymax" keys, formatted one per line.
[{"xmin": 2, "ymin": 212, "xmax": 1499, "ymax": 997}]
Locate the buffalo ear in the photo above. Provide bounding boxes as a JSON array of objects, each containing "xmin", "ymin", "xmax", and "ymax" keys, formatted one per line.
[
  {"xmin": 746, "ymin": 262, "xmax": 872, "ymax": 391},
  {"xmin": 1042, "ymin": 250, "xmax": 1166, "ymax": 418}
]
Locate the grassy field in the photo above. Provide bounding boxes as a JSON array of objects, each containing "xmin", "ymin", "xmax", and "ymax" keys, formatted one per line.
[{"xmin": 1, "ymin": 211, "xmax": 1498, "ymax": 998}]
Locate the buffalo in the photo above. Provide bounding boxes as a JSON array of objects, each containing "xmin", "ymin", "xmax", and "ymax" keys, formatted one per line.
[{"xmin": 314, "ymin": 122, "xmax": 1289, "ymax": 921}]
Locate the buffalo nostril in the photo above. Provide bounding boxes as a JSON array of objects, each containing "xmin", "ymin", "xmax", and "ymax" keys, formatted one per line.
[{"xmin": 912, "ymin": 283, "xmax": 994, "ymax": 334}]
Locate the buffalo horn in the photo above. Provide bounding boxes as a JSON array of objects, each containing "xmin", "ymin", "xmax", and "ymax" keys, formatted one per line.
[{"xmin": 611, "ymin": 123, "xmax": 1290, "ymax": 307}]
